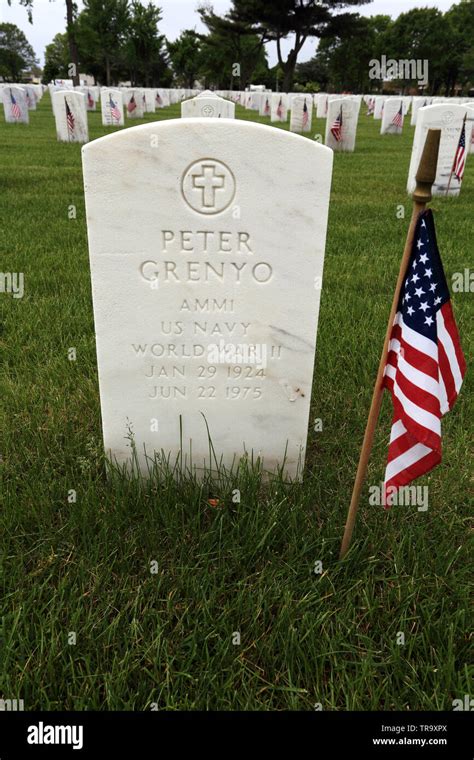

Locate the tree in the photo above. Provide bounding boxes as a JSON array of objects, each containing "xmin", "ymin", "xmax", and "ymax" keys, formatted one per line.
[
  {"xmin": 76, "ymin": 0, "xmax": 129, "ymax": 85},
  {"xmin": 0, "ymin": 23, "xmax": 37, "ymax": 80},
  {"xmin": 309, "ymin": 14, "xmax": 391, "ymax": 93},
  {"xmin": 8, "ymin": 0, "xmax": 80, "ymax": 86},
  {"xmin": 444, "ymin": 0, "xmax": 474, "ymax": 95},
  {"xmin": 197, "ymin": 3, "xmax": 268, "ymax": 89},
  {"xmin": 379, "ymin": 8, "xmax": 449, "ymax": 94},
  {"xmin": 228, "ymin": 0, "xmax": 371, "ymax": 92},
  {"xmin": 42, "ymin": 32, "xmax": 69, "ymax": 83},
  {"xmin": 124, "ymin": 1, "xmax": 169, "ymax": 86},
  {"xmin": 167, "ymin": 30, "xmax": 202, "ymax": 88}
]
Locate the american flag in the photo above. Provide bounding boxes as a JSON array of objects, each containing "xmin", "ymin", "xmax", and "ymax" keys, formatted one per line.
[
  {"xmin": 10, "ymin": 90, "xmax": 21, "ymax": 120},
  {"xmin": 391, "ymin": 103, "xmax": 404, "ymax": 129},
  {"xmin": 127, "ymin": 94, "xmax": 137, "ymax": 113},
  {"xmin": 276, "ymin": 96, "xmax": 283, "ymax": 119},
  {"xmin": 65, "ymin": 99, "xmax": 75, "ymax": 134},
  {"xmin": 87, "ymin": 90, "xmax": 94, "ymax": 108},
  {"xmin": 155, "ymin": 92, "xmax": 162, "ymax": 105},
  {"xmin": 367, "ymin": 97, "xmax": 374, "ymax": 116},
  {"xmin": 382, "ymin": 210, "xmax": 466, "ymax": 506},
  {"xmin": 302, "ymin": 98, "xmax": 309, "ymax": 128},
  {"xmin": 451, "ymin": 116, "xmax": 467, "ymax": 182},
  {"xmin": 264, "ymin": 97, "xmax": 270, "ymax": 115},
  {"xmin": 330, "ymin": 106, "xmax": 343, "ymax": 141},
  {"xmin": 109, "ymin": 94, "xmax": 121, "ymax": 122}
]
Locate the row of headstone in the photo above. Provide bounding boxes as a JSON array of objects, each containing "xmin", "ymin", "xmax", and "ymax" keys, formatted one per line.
[{"xmin": 1, "ymin": 84, "xmax": 44, "ymax": 123}]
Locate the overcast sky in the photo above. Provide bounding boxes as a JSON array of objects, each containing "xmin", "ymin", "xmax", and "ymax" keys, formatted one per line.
[{"xmin": 0, "ymin": 0, "xmax": 458, "ymax": 67}]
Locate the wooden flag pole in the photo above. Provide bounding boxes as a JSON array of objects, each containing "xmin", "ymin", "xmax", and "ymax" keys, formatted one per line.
[{"xmin": 339, "ymin": 128, "xmax": 441, "ymax": 560}]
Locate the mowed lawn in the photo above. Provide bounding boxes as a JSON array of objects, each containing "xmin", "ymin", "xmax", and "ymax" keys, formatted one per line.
[{"xmin": 1, "ymin": 96, "xmax": 472, "ymax": 711}]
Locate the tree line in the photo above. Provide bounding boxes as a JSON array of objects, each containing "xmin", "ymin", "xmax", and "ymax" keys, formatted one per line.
[{"xmin": 2, "ymin": 0, "xmax": 473, "ymax": 95}]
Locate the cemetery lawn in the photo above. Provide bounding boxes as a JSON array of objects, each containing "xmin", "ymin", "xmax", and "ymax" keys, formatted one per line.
[{"xmin": 1, "ymin": 97, "xmax": 472, "ymax": 712}]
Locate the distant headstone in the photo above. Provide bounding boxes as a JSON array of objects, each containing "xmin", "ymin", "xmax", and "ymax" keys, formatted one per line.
[
  {"xmin": 270, "ymin": 93, "xmax": 287, "ymax": 122},
  {"xmin": 101, "ymin": 88, "xmax": 124, "ymax": 127},
  {"xmin": 181, "ymin": 93, "xmax": 235, "ymax": 118},
  {"xmin": 466, "ymin": 103, "xmax": 474, "ymax": 154},
  {"xmin": 144, "ymin": 89, "xmax": 156, "ymax": 114},
  {"xmin": 407, "ymin": 104, "xmax": 472, "ymax": 196},
  {"xmin": 24, "ymin": 85, "xmax": 37, "ymax": 110},
  {"xmin": 84, "ymin": 88, "xmax": 97, "ymax": 111},
  {"xmin": 316, "ymin": 94, "xmax": 328, "ymax": 118},
  {"xmin": 259, "ymin": 93, "xmax": 272, "ymax": 117},
  {"xmin": 155, "ymin": 89, "xmax": 169, "ymax": 108},
  {"xmin": 290, "ymin": 95, "xmax": 312, "ymax": 134},
  {"xmin": 124, "ymin": 89, "xmax": 145, "ymax": 118},
  {"xmin": 52, "ymin": 90, "xmax": 88, "ymax": 143},
  {"xmin": 82, "ymin": 119, "xmax": 333, "ymax": 480},
  {"xmin": 380, "ymin": 97, "xmax": 404, "ymax": 135},
  {"xmin": 2, "ymin": 86, "xmax": 29, "ymax": 124},
  {"xmin": 411, "ymin": 96, "xmax": 430, "ymax": 126},
  {"xmin": 325, "ymin": 98, "xmax": 359, "ymax": 151},
  {"xmin": 373, "ymin": 96, "xmax": 386, "ymax": 120}
]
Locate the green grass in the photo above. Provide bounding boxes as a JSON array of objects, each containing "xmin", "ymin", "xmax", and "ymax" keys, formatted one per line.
[{"xmin": 1, "ymin": 96, "xmax": 472, "ymax": 711}]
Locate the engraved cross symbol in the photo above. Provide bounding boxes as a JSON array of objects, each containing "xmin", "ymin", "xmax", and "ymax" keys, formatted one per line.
[{"xmin": 192, "ymin": 164, "xmax": 225, "ymax": 208}]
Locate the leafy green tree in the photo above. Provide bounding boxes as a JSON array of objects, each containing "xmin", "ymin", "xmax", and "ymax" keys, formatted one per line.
[
  {"xmin": 76, "ymin": 0, "xmax": 129, "ymax": 85},
  {"xmin": 379, "ymin": 8, "xmax": 449, "ymax": 94},
  {"xmin": 8, "ymin": 0, "xmax": 80, "ymax": 85},
  {"xmin": 197, "ymin": 3, "xmax": 268, "ymax": 89},
  {"xmin": 228, "ymin": 0, "xmax": 371, "ymax": 92},
  {"xmin": 0, "ymin": 22, "xmax": 37, "ymax": 80},
  {"xmin": 167, "ymin": 30, "xmax": 202, "ymax": 88},
  {"xmin": 42, "ymin": 32, "xmax": 69, "ymax": 82},
  {"xmin": 444, "ymin": 0, "xmax": 474, "ymax": 94},
  {"xmin": 311, "ymin": 14, "xmax": 391, "ymax": 93},
  {"xmin": 124, "ymin": 1, "xmax": 169, "ymax": 86}
]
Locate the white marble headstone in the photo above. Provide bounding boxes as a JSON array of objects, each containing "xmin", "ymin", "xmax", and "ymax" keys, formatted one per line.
[
  {"xmin": 316, "ymin": 94, "xmax": 328, "ymax": 118},
  {"xmin": 373, "ymin": 96, "xmax": 386, "ymax": 120},
  {"xmin": 380, "ymin": 97, "xmax": 404, "ymax": 135},
  {"xmin": 2, "ymin": 86, "xmax": 29, "ymax": 124},
  {"xmin": 124, "ymin": 89, "xmax": 145, "ymax": 118},
  {"xmin": 84, "ymin": 88, "xmax": 97, "ymax": 111},
  {"xmin": 181, "ymin": 94, "xmax": 235, "ymax": 119},
  {"xmin": 290, "ymin": 95, "xmax": 312, "ymax": 134},
  {"xmin": 24, "ymin": 85, "xmax": 37, "ymax": 110},
  {"xmin": 259, "ymin": 94, "xmax": 272, "ymax": 117},
  {"xmin": 411, "ymin": 96, "xmax": 430, "ymax": 126},
  {"xmin": 407, "ymin": 104, "xmax": 472, "ymax": 196},
  {"xmin": 144, "ymin": 89, "xmax": 156, "ymax": 114},
  {"xmin": 465, "ymin": 104, "xmax": 474, "ymax": 154},
  {"xmin": 82, "ymin": 119, "xmax": 333, "ymax": 480},
  {"xmin": 101, "ymin": 88, "xmax": 124, "ymax": 127},
  {"xmin": 325, "ymin": 98, "xmax": 359, "ymax": 152},
  {"xmin": 52, "ymin": 90, "xmax": 88, "ymax": 143},
  {"xmin": 270, "ymin": 94, "xmax": 287, "ymax": 122}
]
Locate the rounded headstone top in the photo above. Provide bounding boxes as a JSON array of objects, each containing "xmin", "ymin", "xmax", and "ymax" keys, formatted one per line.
[{"xmin": 196, "ymin": 89, "xmax": 215, "ymax": 98}]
